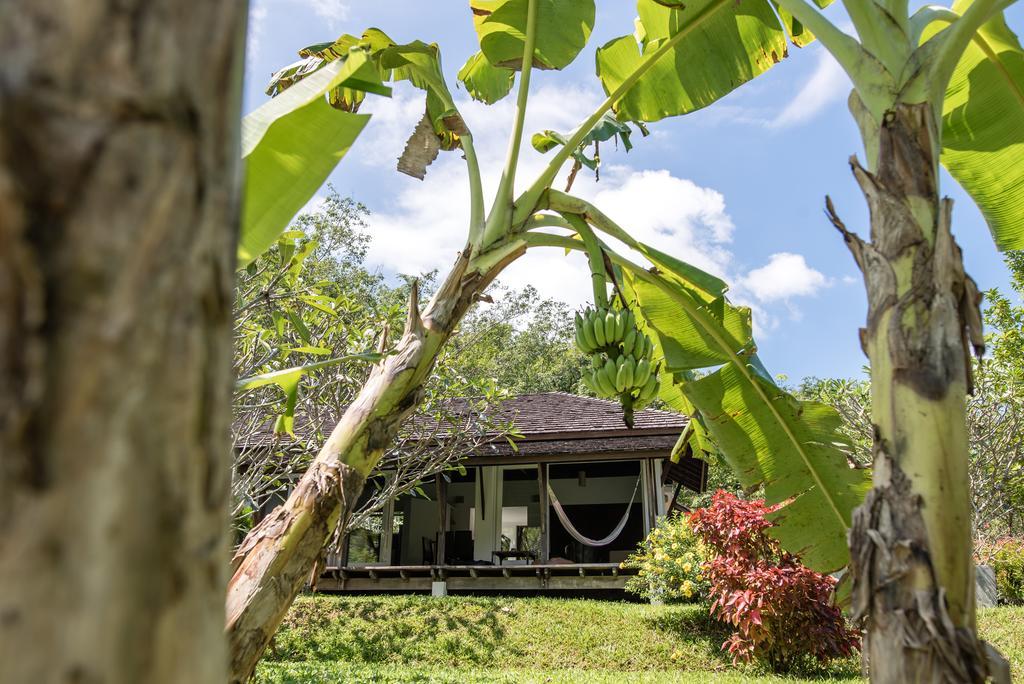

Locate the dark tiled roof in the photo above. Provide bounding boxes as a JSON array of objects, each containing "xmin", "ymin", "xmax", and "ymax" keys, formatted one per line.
[
  {"xmin": 240, "ymin": 392, "xmax": 687, "ymax": 458},
  {"xmin": 476, "ymin": 392, "xmax": 685, "ymax": 440}
]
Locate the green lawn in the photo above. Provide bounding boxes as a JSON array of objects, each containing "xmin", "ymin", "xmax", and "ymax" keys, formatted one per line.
[{"xmin": 255, "ymin": 595, "xmax": 1024, "ymax": 683}]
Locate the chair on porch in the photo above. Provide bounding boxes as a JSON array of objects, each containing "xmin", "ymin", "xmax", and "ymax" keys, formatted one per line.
[
  {"xmin": 445, "ymin": 530, "xmax": 473, "ymax": 564},
  {"xmin": 422, "ymin": 536, "xmax": 436, "ymax": 564}
]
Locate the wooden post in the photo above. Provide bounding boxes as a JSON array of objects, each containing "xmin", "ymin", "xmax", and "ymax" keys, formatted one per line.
[
  {"xmin": 641, "ymin": 460, "xmax": 658, "ymax": 535},
  {"xmin": 435, "ymin": 473, "xmax": 448, "ymax": 565},
  {"xmin": 379, "ymin": 496, "xmax": 395, "ymax": 565},
  {"xmin": 537, "ymin": 463, "xmax": 550, "ymax": 563},
  {"xmin": 340, "ymin": 532, "xmax": 350, "ymax": 569}
]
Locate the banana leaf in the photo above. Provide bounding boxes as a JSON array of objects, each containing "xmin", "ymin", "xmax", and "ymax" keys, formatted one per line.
[
  {"xmin": 623, "ymin": 265, "xmax": 870, "ymax": 573},
  {"xmin": 935, "ymin": 2, "xmax": 1024, "ymax": 250},
  {"xmin": 597, "ymin": 0, "xmax": 791, "ymax": 122},
  {"xmin": 239, "ymin": 51, "xmax": 388, "ymax": 266},
  {"xmin": 236, "ymin": 351, "xmax": 383, "ymax": 435},
  {"xmin": 469, "ymin": 0, "xmax": 596, "ymax": 70},
  {"xmin": 458, "ymin": 51, "xmax": 516, "ymax": 104}
]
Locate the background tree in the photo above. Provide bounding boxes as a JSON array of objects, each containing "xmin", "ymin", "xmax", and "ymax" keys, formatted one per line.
[
  {"xmin": 447, "ymin": 284, "xmax": 588, "ymax": 395},
  {"xmin": 232, "ymin": 191, "xmax": 509, "ymax": 546},
  {"xmin": 0, "ymin": 2, "xmax": 247, "ymax": 682}
]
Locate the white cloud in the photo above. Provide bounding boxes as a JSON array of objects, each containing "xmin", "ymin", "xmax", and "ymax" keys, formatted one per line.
[
  {"xmin": 305, "ymin": 0, "xmax": 350, "ymax": 27},
  {"xmin": 574, "ymin": 168, "xmax": 735, "ymax": 278},
  {"xmin": 357, "ymin": 81, "xmax": 601, "ymax": 174},
  {"xmin": 767, "ymin": 47, "xmax": 849, "ymax": 129},
  {"xmin": 300, "ymin": 192, "xmax": 329, "ymax": 216},
  {"xmin": 246, "ymin": 2, "xmax": 269, "ymax": 67},
  {"xmin": 352, "ymin": 86, "xmax": 829, "ymax": 335},
  {"xmin": 361, "ymin": 84, "xmax": 605, "ymax": 279},
  {"xmin": 738, "ymin": 252, "xmax": 830, "ymax": 302}
]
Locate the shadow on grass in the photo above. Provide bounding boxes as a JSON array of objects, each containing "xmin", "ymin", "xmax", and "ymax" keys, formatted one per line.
[
  {"xmin": 268, "ymin": 596, "xmax": 519, "ymax": 667},
  {"xmin": 646, "ymin": 604, "xmax": 734, "ymax": 668},
  {"xmin": 647, "ymin": 604, "xmax": 861, "ymax": 681}
]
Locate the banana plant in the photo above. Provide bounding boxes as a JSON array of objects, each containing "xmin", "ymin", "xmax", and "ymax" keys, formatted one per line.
[
  {"xmin": 587, "ymin": 0, "xmax": 1020, "ymax": 680},
  {"xmin": 225, "ymin": 2, "xmax": 1021, "ymax": 681},
  {"xmin": 782, "ymin": 2, "xmax": 1017, "ymax": 680}
]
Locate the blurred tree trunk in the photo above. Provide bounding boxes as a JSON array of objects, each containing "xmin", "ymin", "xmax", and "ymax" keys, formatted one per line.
[{"xmin": 0, "ymin": 2, "xmax": 247, "ymax": 682}]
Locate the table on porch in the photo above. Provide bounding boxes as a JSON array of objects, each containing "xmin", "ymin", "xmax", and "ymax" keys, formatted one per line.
[{"xmin": 492, "ymin": 550, "xmax": 537, "ymax": 565}]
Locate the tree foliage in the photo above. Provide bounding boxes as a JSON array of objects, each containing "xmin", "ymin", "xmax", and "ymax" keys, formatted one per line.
[
  {"xmin": 446, "ymin": 285, "xmax": 589, "ymax": 395},
  {"xmin": 231, "ymin": 191, "xmax": 510, "ymax": 540}
]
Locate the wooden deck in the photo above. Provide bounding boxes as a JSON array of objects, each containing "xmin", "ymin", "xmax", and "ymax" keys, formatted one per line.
[{"xmin": 318, "ymin": 563, "xmax": 636, "ymax": 592}]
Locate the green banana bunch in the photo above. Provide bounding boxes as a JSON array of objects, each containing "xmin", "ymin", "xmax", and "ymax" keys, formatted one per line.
[
  {"xmin": 632, "ymin": 372, "xmax": 660, "ymax": 409},
  {"xmin": 576, "ymin": 304, "xmax": 661, "ymax": 424},
  {"xmin": 573, "ymin": 307, "xmax": 636, "ymax": 353},
  {"xmin": 585, "ymin": 352, "xmax": 660, "ymax": 399}
]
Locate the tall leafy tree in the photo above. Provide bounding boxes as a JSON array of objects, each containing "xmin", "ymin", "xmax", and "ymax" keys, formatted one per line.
[
  {"xmin": 984, "ymin": 252, "xmax": 1024, "ymax": 390},
  {"xmin": 0, "ymin": 2, "xmax": 247, "ymax": 682},
  {"xmin": 447, "ymin": 284, "xmax": 589, "ymax": 395},
  {"xmin": 232, "ymin": 193, "xmax": 508, "ymax": 545}
]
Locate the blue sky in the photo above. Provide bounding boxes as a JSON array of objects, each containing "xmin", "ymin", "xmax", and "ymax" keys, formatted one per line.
[{"xmin": 244, "ymin": 1, "xmax": 1024, "ymax": 383}]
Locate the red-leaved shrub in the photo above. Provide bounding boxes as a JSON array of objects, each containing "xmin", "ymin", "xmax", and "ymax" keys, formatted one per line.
[{"xmin": 688, "ymin": 491, "xmax": 860, "ymax": 672}]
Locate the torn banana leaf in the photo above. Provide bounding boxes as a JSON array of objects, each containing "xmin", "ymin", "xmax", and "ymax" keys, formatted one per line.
[
  {"xmin": 240, "ymin": 51, "xmax": 389, "ymax": 266},
  {"xmin": 458, "ymin": 50, "xmax": 516, "ymax": 104},
  {"xmin": 623, "ymin": 258, "xmax": 870, "ymax": 574}
]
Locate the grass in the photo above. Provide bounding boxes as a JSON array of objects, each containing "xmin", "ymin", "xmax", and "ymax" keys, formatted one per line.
[{"xmin": 254, "ymin": 595, "xmax": 1024, "ymax": 683}]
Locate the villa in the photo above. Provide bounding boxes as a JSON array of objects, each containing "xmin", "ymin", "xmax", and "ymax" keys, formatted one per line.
[{"xmin": 317, "ymin": 392, "xmax": 708, "ymax": 594}]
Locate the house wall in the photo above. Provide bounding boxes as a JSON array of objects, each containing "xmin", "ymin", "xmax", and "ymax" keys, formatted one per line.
[
  {"xmin": 473, "ymin": 467, "xmax": 503, "ymax": 561},
  {"xmin": 398, "ymin": 480, "xmax": 476, "ymax": 564},
  {"xmin": 383, "ymin": 459, "xmax": 659, "ymax": 566}
]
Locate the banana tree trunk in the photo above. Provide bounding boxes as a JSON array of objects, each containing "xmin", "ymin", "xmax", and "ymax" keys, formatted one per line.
[
  {"xmin": 225, "ymin": 245, "xmax": 522, "ymax": 683},
  {"xmin": 839, "ymin": 101, "xmax": 1007, "ymax": 682},
  {"xmin": 0, "ymin": 2, "xmax": 246, "ymax": 682}
]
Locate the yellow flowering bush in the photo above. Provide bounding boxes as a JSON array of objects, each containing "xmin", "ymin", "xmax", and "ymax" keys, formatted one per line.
[{"xmin": 622, "ymin": 514, "xmax": 708, "ymax": 602}]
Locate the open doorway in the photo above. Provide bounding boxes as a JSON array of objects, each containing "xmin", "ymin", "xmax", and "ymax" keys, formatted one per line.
[{"xmin": 547, "ymin": 460, "xmax": 644, "ymax": 564}]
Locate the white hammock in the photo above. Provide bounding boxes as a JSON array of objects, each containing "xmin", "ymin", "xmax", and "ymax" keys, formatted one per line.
[{"xmin": 547, "ymin": 477, "xmax": 641, "ymax": 548}]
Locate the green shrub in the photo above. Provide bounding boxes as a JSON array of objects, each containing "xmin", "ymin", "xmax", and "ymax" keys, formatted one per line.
[
  {"xmin": 978, "ymin": 537, "xmax": 1024, "ymax": 605},
  {"xmin": 622, "ymin": 514, "xmax": 708, "ymax": 602}
]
